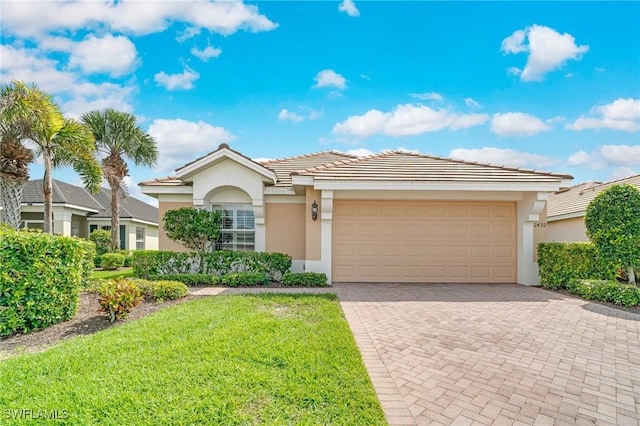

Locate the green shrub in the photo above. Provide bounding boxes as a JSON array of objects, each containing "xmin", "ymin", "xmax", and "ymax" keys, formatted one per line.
[
  {"xmin": 537, "ymin": 242, "xmax": 616, "ymax": 289},
  {"xmin": 100, "ymin": 252, "xmax": 125, "ymax": 270},
  {"xmin": 566, "ymin": 279, "xmax": 640, "ymax": 307},
  {"xmin": 282, "ymin": 272, "xmax": 328, "ymax": 287},
  {"xmin": 97, "ymin": 279, "xmax": 143, "ymax": 322},
  {"xmin": 0, "ymin": 229, "xmax": 94, "ymax": 337},
  {"xmin": 118, "ymin": 250, "xmax": 133, "ymax": 267},
  {"xmin": 89, "ymin": 229, "xmax": 111, "ymax": 256},
  {"xmin": 221, "ymin": 272, "xmax": 270, "ymax": 287},
  {"xmin": 148, "ymin": 273, "xmax": 222, "ymax": 286},
  {"xmin": 137, "ymin": 280, "xmax": 188, "ymax": 302},
  {"xmin": 132, "ymin": 250, "xmax": 292, "ymax": 280}
]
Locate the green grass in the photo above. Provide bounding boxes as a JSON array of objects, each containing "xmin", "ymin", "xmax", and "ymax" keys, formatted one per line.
[
  {"xmin": 91, "ymin": 267, "xmax": 133, "ymax": 280},
  {"xmin": 0, "ymin": 294, "xmax": 386, "ymax": 425}
]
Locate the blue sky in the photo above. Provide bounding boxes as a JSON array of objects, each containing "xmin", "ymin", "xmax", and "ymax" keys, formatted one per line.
[{"xmin": 1, "ymin": 1, "xmax": 639, "ymax": 206}]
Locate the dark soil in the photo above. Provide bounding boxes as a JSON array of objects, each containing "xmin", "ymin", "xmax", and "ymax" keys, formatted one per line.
[{"xmin": 0, "ymin": 292, "xmax": 195, "ymax": 360}]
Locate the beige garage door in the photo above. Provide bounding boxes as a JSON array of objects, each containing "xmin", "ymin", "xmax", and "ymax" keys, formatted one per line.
[{"xmin": 333, "ymin": 200, "xmax": 516, "ymax": 283}]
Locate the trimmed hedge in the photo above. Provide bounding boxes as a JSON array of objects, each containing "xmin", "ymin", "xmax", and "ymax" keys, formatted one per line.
[
  {"xmin": 148, "ymin": 273, "xmax": 222, "ymax": 286},
  {"xmin": 132, "ymin": 278, "xmax": 188, "ymax": 302},
  {"xmin": 566, "ymin": 279, "xmax": 640, "ymax": 307},
  {"xmin": 538, "ymin": 242, "xmax": 616, "ymax": 290},
  {"xmin": 282, "ymin": 272, "xmax": 328, "ymax": 287},
  {"xmin": 132, "ymin": 250, "xmax": 292, "ymax": 281},
  {"xmin": 101, "ymin": 252, "xmax": 125, "ymax": 270},
  {"xmin": 221, "ymin": 272, "xmax": 270, "ymax": 287},
  {"xmin": 0, "ymin": 229, "xmax": 95, "ymax": 337}
]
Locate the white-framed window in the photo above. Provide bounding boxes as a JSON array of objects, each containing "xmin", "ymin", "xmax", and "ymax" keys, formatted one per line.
[
  {"xmin": 136, "ymin": 227, "xmax": 145, "ymax": 250},
  {"xmin": 211, "ymin": 204, "xmax": 255, "ymax": 251},
  {"xmin": 21, "ymin": 220, "xmax": 44, "ymax": 230}
]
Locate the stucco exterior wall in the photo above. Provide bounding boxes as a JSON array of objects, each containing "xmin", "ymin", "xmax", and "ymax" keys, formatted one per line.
[
  {"xmin": 547, "ymin": 216, "xmax": 588, "ymax": 242},
  {"xmin": 305, "ymin": 189, "xmax": 321, "ymax": 261},
  {"xmin": 265, "ymin": 202, "xmax": 305, "ymax": 259},
  {"xmin": 158, "ymin": 201, "xmax": 193, "ymax": 251}
]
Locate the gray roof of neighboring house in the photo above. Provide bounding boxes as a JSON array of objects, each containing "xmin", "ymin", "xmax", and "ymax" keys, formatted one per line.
[
  {"xmin": 547, "ymin": 174, "xmax": 640, "ymax": 219},
  {"xmin": 22, "ymin": 179, "xmax": 158, "ymax": 224}
]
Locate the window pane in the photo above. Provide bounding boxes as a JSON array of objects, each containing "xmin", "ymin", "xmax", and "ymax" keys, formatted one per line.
[{"xmin": 211, "ymin": 204, "xmax": 255, "ymax": 251}]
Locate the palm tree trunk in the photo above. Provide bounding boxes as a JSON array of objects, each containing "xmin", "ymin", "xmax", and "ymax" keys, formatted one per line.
[
  {"xmin": 111, "ymin": 181, "xmax": 120, "ymax": 251},
  {"xmin": 628, "ymin": 266, "xmax": 637, "ymax": 285},
  {"xmin": 43, "ymin": 151, "xmax": 53, "ymax": 234},
  {"xmin": 0, "ymin": 177, "xmax": 25, "ymax": 229}
]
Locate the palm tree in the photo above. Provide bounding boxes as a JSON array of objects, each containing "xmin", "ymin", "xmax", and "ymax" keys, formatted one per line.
[
  {"xmin": 81, "ymin": 109, "xmax": 157, "ymax": 250},
  {"xmin": 1, "ymin": 82, "xmax": 102, "ymax": 233},
  {"xmin": 1, "ymin": 81, "xmax": 54, "ymax": 229}
]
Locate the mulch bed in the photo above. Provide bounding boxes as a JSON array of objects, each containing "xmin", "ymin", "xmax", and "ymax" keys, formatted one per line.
[{"xmin": 0, "ymin": 292, "xmax": 195, "ymax": 360}]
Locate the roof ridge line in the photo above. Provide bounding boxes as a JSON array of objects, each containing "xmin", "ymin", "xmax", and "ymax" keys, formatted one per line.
[{"xmin": 261, "ymin": 150, "xmax": 357, "ymax": 164}]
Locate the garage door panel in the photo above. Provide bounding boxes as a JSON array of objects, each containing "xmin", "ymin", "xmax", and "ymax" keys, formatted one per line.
[{"xmin": 333, "ymin": 200, "xmax": 516, "ymax": 283}]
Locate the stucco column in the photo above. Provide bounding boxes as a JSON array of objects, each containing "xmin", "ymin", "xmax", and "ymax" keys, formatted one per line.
[
  {"xmin": 52, "ymin": 209, "xmax": 72, "ymax": 236},
  {"xmin": 253, "ymin": 198, "xmax": 266, "ymax": 252},
  {"xmin": 516, "ymin": 192, "xmax": 547, "ymax": 285},
  {"xmin": 320, "ymin": 190, "xmax": 334, "ymax": 282}
]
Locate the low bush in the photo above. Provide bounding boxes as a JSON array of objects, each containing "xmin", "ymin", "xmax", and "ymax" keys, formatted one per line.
[
  {"xmin": 566, "ymin": 279, "xmax": 640, "ymax": 307},
  {"xmin": 134, "ymin": 279, "xmax": 188, "ymax": 302},
  {"xmin": 100, "ymin": 252, "xmax": 125, "ymax": 270},
  {"xmin": 537, "ymin": 242, "xmax": 616, "ymax": 289},
  {"xmin": 148, "ymin": 273, "xmax": 222, "ymax": 286},
  {"xmin": 97, "ymin": 279, "xmax": 143, "ymax": 322},
  {"xmin": 89, "ymin": 230, "xmax": 111, "ymax": 263},
  {"xmin": 282, "ymin": 272, "xmax": 328, "ymax": 287},
  {"xmin": 118, "ymin": 250, "xmax": 133, "ymax": 267},
  {"xmin": 221, "ymin": 272, "xmax": 270, "ymax": 287},
  {"xmin": 1, "ymin": 229, "xmax": 94, "ymax": 337},
  {"xmin": 132, "ymin": 250, "xmax": 292, "ymax": 280}
]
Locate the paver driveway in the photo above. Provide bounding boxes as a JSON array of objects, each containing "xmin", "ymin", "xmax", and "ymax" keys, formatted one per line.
[{"xmin": 334, "ymin": 283, "xmax": 640, "ymax": 426}]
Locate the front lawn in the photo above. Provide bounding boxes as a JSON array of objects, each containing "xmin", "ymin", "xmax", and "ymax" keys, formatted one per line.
[
  {"xmin": 91, "ymin": 267, "xmax": 134, "ymax": 280},
  {"xmin": 0, "ymin": 294, "xmax": 385, "ymax": 425}
]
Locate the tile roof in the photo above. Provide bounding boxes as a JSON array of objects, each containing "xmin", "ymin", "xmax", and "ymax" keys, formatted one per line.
[
  {"xmin": 291, "ymin": 151, "xmax": 573, "ymax": 183},
  {"xmin": 547, "ymin": 174, "xmax": 640, "ymax": 219},
  {"xmin": 259, "ymin": 151, "xmax": 357, "ymax": 186},
  {"xmin": 22, "ymin": 179, "xmax": 158, "ymax": 224},
  {"xmin": 138, "ymin": 177, "xmax": 190, "ymax": 186}
]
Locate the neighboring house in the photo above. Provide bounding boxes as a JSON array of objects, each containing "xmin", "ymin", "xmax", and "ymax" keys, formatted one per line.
[
  {"xmin": 20, "ymin": 179, "xmax": 159, "ymax": 250},
  {"xmin": 140, "ymin": 144, "xmax": 572, "ymax": 285},
  {"xmin": 547, "ymin": 174, "xmax": 640, "ymax": 242}
]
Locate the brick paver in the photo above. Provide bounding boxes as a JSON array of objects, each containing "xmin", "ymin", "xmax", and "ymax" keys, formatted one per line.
[{"xmin": 334, "ymin": 283, "xmax": 640, "ymax": 426}]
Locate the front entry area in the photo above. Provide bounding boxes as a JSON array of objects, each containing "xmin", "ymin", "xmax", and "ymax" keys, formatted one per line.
[{"xmin": 332, "ymin": 200, "xmax": 517, "ymax": 283}]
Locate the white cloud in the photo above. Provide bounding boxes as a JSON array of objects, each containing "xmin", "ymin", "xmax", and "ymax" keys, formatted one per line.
[
  {"xmin": 501, "ymin": 24, "xmax": 589, "ymax": 81},
  {"xmin": 567, "ymin": 150, "xmax": 594, "ymax": 167},
  {"xmin": 333, "ymin": 104, "xmax": 489, "ymax": 138},
  {"xmin": 154, "ymin": 67, "xmax": 200, "ymax": 90},
  {"xmin": 465, "ymin": 98, "xmax": 481, "ymax": 108},
  {"xmin": 490, "ymin": 112, "xmax": 551, "ymax": 137},
  {"xmin": 190, "ymin": 45, "xmax": 222, "ymax": 61},
  {"xmin": 147, "ymin": 119, "xmax": 235, "ymax": 173},
  {"xmin": 610, "ymin": 167, "xmax": 637, "ymax": 180},
  {"xmin": 600, "ymin": 145, "xmax": 640, "ymax": 167},
  {"xmin": 278, "ymin": 108, "xmax": 304, "ymax": 122},
  {"xmin": 338, "ymin": 0, "xmax": 360, "ymax": 17},
  {"xmin": 410, "ymin": 92, "xmax": 443, "ymax": 101},
  {"xmin": 313, "ymin": 69, "xmax": 346, "ymax": 90},
  {"xmin": 1, "ymin": 1, "xmax": 277, "ymax": 38},
  {"xmin": 0, "ymin": 44, "xmax": 135, "ymax": 117},
  {"xmin": 567, "ymin": 98, "xmax": 640, "ymax": 132},
  {"xmin": 566, "ymin": 145, "xmax": 640, "ymax": 170},
  {"xmin": 68, "ymin": 34, "xmax": 138, "ymax": 77},
  {"xmin": 176, "ymin": 26, "xmax": 201, "ymax": 43},
  {"xmin": 344, "ymin": 148, "xmax": 376, "ymax": 157},
  {"xmin": 449, "ymin": 147, "xmax": 558, "ymax": 169}
]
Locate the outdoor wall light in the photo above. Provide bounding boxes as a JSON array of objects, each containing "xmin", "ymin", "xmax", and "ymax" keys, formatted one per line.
[{"xmin": 311, "ymin": 200, "xmax": 318, "ymax": 221}]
